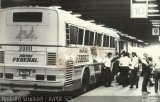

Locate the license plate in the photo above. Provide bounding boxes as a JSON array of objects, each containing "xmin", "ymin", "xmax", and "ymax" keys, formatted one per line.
[{"xmin": 18, "ymin": 69, "xmax": 31, "ymax": 76}]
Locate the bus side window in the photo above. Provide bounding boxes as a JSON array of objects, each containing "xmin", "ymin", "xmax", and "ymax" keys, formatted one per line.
[
  {"xmin": 84, "ymin": 30, "xmax": 90, "ymax": 45},
  {"xmin": 89, "ymin": 31, "xmax": 94, "ymax": 46},
  {"xmin": 94, "ymin": 33, "xmax": 98, "ymax": 46},
  {"xmin": 70, "ymin": 25, "xmax": 79, "ymax": 45},
  {"xmin": 110, "ymin": 37, "xmax": 113, "ymax": 48},
  {"xmin": 119, "ymin": 41, "xmax": 125, "ymax": 51},
  {"xmin": 113, "ymin": 37, "xmax": 115, "ymax": 48},
  {"xmin": 132, "ymin": 42, "xmax": 136, "ymax": 47},
  {"xmin": 107, "ymin": 36, "xmax": 110, "ymax": 47},
  {"xmin": 110, "ymin": 37, "xmax": 115, "ymax": 48},
  {"xmin": 78, "ymin": 28, "xmax": 84, "ymax": 45},
  {"xmin": 66, "ymin": 23, "xmax": 70, "ymax": 45},
  {"xmin": 115, "ymin": 40, "xmax": 118, "ymax": 51},
  {"xmin": 103, "ymin": 35, "xmax": 107, "ymax": 47},
  {"xmin": 97, "ymin": 34, "xmax": 102, "ymax": 47}
]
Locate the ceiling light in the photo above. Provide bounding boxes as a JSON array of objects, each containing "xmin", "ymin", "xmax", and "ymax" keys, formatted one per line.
[
  {"xmin": 148, "ymin": 14, "xmax": 160, "ymax": 16},
  {"xmin": 87, "ymin": 20, "xmax": 95, "ymax": 23},
  {"xmin": 148, "ymin": 4, "xmax": 158, "ymax": 7},
  {"xmin": 144, "ymin": 43, "xmax": 149, "ymax": 45},
  {"xmin": 148, "ymin": 9, "xmax": 159, "ymax": 13},
  {"xmin": 153, "ymin": 25, "xmax": 160, "ymax": 27},
  {"xmin": 73, "ymin": 14, "xmax": 81, "ymax": 17},
  {"xmin": 153, "ymin": 24, "xmax": 160, "ymax": 25},
  {"xmin": 135, "ymin": 0, "xmax": 146, "ymax": 1},
  {"xmin": 152, "ymin": 23, "xmax": 160, "ymax": 25},
  {"xmin": 98, "ymin": 24, "xmax": 105, "ymax": 27},
  {"xmin": 151, "ymin": 20, "xmax": 160, "ymax": 23},
  {"xmin": 54, "ymin": 6, "xmax": 62, "ymax": 9},
  {"xmin": 152, "ymin": 22, "xmax": 160, "ymax": 24},
  {"xmin": 128, "ymin": 36, "xmax": 136, "ymax": 39},
  {"xmin": 137, "ymin": 40, "xmax": 144, "ymax": 42},
  {"xmin": 135, "ymin": 0, "xmax": 156, "ymax": 1},
  {"xmin": 67, "ymin": 11, "xmax": 73, "ymax": 14},
  {"xmin": 150, "ymin": 20, "xmax": 160, "ymax": 22}
]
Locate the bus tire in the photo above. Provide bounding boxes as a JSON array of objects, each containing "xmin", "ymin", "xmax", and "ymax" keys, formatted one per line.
[{"xmin": 81, "ymin": 70, "xmax": 89, "ymax": 93}]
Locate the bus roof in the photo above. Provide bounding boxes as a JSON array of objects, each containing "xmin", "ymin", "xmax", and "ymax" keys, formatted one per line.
[{"xmin": 1, "ymin": 6, "xmax": 120, "ymax": 39}]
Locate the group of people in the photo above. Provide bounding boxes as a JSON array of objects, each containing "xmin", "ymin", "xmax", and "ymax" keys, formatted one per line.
[
  {"xmin": 141, "ymin": 53, "xmax": 160, "ymax": 93},
  {"xmin": 102, "ymin": 51, "xmax": 160, "ymax": 94}
]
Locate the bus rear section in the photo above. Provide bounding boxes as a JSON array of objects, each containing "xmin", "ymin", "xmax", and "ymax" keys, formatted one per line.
[{"xmin": 0, "ymin": 8, "xmax": 67, "ymax": 91}]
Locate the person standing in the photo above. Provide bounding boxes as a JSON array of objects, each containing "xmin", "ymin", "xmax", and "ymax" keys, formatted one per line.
[
  {"xmin": 141, "ymin": 53, "xmax": 151, "ymax": 94},
  {"xmin": 103, "ymin": 52, "xmax": 113, "ymax": 87},
  {"xmin": 148, "ymin": 57, "xmax": 154, "ymax": 86},
  {"xmin": 117, "ymin": 51, "xmax": 126, "ymax": 84},
  {"xmin": 119, "ymin": 52, "xmax": 132, "ymax": 87},
  {"xmin": 129, "ymin": 52, "xmax": 139, "ymax": 89},
  {"xmin": 111, "ymin": 52, "xmax": 120, "ymax": 81},
  {"xmin": 153, "ymin": 56, "xmax": 160, "ymax": 93}
]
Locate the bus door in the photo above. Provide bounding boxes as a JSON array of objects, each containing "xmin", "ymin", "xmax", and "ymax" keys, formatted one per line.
[{"xmin": 90, "ymin": 47, "xmax": 101, "ymax": 82}]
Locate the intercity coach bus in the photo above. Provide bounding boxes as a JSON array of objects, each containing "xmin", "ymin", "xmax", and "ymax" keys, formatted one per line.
[{"xmin": 0, "ymin": 7, "xmax": 119, "ymax": 92}]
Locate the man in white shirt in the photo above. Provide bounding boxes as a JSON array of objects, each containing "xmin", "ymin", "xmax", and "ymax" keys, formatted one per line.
[
  {"xmin": 102, "ymin": 52, "xmax": 112, "ymax": 87},
  {"xmin": 130, "ymin": 52, "xmax": 139, "ymax": 89},
  {"xmin": 117, "ymin": 51, "xmax": 126, "ymax": 84},
  {"xmin": 119, "ymin": 52, "xmax": 131, "ymax": 87},
  {"xmin": 154, "ymin": 56, "xmax": 160, "ymax": 93}
]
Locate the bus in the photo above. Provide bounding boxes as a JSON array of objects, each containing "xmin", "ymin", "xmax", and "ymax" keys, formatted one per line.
[
  {"xmin": 119, "ymin": 34, "xmax": 144, "ymax": 57},
  {"xmin": 0, "ymin": 7, "xmax": 120, "ymax": 92}
]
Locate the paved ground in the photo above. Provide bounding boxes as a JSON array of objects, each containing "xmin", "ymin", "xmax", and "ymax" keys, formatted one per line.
[
  {"xmin": 72, "ymin": 77, "xmax": 160, "ymax": 102},
  {"xmin": 0, "ymin": 77, "xmax": 159, "ymax": 102}
]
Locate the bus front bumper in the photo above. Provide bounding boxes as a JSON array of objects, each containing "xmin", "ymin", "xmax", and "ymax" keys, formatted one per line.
[{"xmin": 0, "ymin": 80, "xmax": 67, "ymax": 92}]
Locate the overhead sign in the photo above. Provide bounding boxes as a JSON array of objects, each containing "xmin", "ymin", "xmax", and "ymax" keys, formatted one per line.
[
  {"xmin": 152, "ymin": 28, "xmax": 159, "ymax": 35},
  {"xmin": 131, "ymin": 3, "xmax": 148, "ymax": 18}
]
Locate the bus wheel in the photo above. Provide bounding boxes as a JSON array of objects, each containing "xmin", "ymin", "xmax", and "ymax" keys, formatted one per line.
[{"xmin": 81, "ymin": 71, "xmax": 89, "ymax": 93}]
